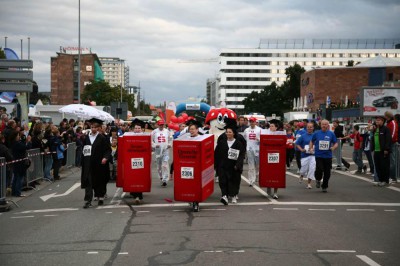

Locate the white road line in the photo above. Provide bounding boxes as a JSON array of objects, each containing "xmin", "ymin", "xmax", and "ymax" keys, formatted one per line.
[
  {"xmin": 200, "ymin": 208, "xmax": 226, "ymax": 211},
  {"xmin": 87, "ymin": 251, "xmax": 98, "ymax": 254},
  {"xmin": 110, "ymin": 187, "xmax": 122, "ymax": 204},
  {"xmin": 118, "ymin": 252, "xmax": 128, "ymax": 255},
  {"xmin": 137, "ymin": 211, "xmax": 150, "ymax": 213},
  {"xmin": 333, "ymin": 170, "xmax": 400, "ymax": 193},
  {"xmin": 172, "ymin": 210, "xmax": 185, "ymax": 212},
  {"xmin": 204, "ymin": 251, "xmax": 215, "ymax": 253},
  {"xmin": 273, "ymin": 208, "xmax": 298, "ymax": 211},
  {"xmin": 347, "ymin": 209, "xmax": 375, "ymax": 212},
  {"xmin": 241, "ymin": 175, "xmax": 277, "ymax": 203},
  {"xmin": 43, "ymin": 214, "xmax": 58, "ymax": 217},
  {"xmin": 215, "ymin": 251, "xmax": 223, "ymax": 253},
  {"xmin": 384, "ymin": 210, "xmax": 397, "ymax": 212},
  {"xmin": 371, "ymin": 251, "xmax": 385, "ymax": 254},
  {"xmin": 11, "ymin": 216, "xmax": 34, "ymax": 219},
  {"xmin": 356, "ymin": 255, "xmax": 381, "ymax": 266},
  {"xmin": 232, "ymin": 250, "xmax": 245, "ymax": 253},
  {"xmin": 275, "ymin": 202, "xmax": 400, "ymax": 207},
  {"xmin": 17, "ymin": 208, "xmax": 79, "ymax": 214},
  {"xmin": 105, "ymin": 212, "xmax": 113, "ymax": 214},
  {"xmin": 317, "ymin": 250, "xmax": 356, "ymax": 253},
  {"xmin": 308, "ymin": 209, "xmax": 336, "ymax": 211}
]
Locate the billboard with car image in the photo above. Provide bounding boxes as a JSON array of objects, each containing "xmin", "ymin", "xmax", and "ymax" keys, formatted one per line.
[{"xmin": 361, "ymin": 86, "xmax": 400, "ymax": 116}]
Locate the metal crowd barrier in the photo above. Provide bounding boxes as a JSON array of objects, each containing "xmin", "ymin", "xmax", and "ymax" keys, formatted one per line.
[
  {"xmin": 25, "ymin": 148, "xmax": 44, "ymax": 190},
  {"xmin": 65, "ymin": 142, "xmax": 77, "ymax": 168},
  {"xmin": 394, "ymin": 143, "xmax": 400, "ymax": 179}
]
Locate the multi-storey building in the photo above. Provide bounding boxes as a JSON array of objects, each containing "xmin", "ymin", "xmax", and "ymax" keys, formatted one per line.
[
  {"xmin": 51, "ymin": 52, "xmax": 103, "ymax": 105},
  {"xmin": 213, "ymin": 39, "xmax": 400, "ymax": 112},
  {"xmin": 99, "ymin": 57, "xmax": 129, "ymax": 88}
]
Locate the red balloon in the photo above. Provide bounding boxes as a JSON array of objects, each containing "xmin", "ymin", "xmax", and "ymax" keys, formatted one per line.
[
  {"xmin": 187, "ymin": 116, "xmax": 195, "ymax": 121},
  {"xmin": 171, "ymin": 115, "xmax": 178, "ymax": 123},
  {"xmin": 181, "ymin": 113, "xmax": 188, "ymax": 119},
  {"xmin": 177, "ymin": 116, "xmax": 184, "ymax": 123}
]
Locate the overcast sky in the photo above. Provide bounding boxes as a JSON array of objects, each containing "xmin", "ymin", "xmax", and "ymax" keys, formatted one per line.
[{"xmin": 1, "ymin": 0, "xmax": 399, "ymax": 104}]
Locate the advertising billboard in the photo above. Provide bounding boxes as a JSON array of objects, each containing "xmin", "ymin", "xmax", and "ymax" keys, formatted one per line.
[{"xmin": 361, "ymin": 86, "xmax": 400, "ymax": 117}]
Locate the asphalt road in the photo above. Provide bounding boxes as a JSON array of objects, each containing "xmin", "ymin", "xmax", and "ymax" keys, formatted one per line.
[{"xmin": 1, "ymin": 143, "xmax": 399, "ymax": 266}]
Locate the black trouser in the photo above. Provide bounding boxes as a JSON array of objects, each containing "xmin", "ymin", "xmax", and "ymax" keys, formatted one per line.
[
  {"xmin": 53, "ymin": 158, "xmax": 61, "ymax": 179},
  {"xmin": 295, "ymin": 150, "xmax": 302, "ymax": 169},
  {"xmin": 373, "ymin": 151, "xmax": 390, "ymax": 183},
  {"xmin": 286, "ymin": 149, "xmax": 294, "ymax": 167},
  {"xmin": 315, "ymin": 157, "xmax": 332, "ymax": 189},
  {"xmin": 219, "ymin": 169, "xmax": 241, "ymax": 197},
  {"xmin": 84, "ymin": 176, "xmax": 106, "ymax": 202},
  {"xmin": 364, "ymin": 150, "xmax": 374, "ymax": 173}
]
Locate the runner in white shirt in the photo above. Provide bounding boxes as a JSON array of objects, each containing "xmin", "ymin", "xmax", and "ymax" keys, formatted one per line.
[
  {"xmin": 151, "ymin": 120, "xmax": 171, "ymax": 187},
  {"xmin": 243, "ymin": 117, "xmax": 261, "ymax": 186}
]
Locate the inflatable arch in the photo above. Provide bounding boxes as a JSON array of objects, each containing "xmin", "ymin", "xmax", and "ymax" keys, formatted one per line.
[{"xmin": 175, "ymin": 102, "xmax": 210, "ymax": 116}]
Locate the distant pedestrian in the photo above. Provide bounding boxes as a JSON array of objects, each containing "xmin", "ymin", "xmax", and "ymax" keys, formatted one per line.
[
  {"xmin": 286, "ymin": 128, "xmax": 295, "ymax": 170},
  {"xmin": 332, "ymin": 120, "xmax": 350, "ymax": 170},
  {"xmin": 361, "ymin": 124, "xmax": 375, "ymax": 176},
  {"xmin": 309, "ymin": 119, "xmax": 338, "ymax": 193},
  {"xmin": 371, "ymin": 116, "xmax": 391, "ymax": 187},
  {"xmin": 342, "ymin": 125, "xmax": 366, "ymax": 174},
  {"xmin": 384, "ymin": 111, "xmax": 398, "ymax": 184},
  {"xmin": 294, "ymin": 122, "xmax": 306, "ymax": 174}
]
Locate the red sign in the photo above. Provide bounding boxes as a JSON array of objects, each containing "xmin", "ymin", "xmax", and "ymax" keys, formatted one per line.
[
  {"xmin": 173, "ymin": 135, "xmax": 214, "ymax": 202},
  {"xmin": 259, "ymin": 135, "xmax": 287, "ymax": 188}
]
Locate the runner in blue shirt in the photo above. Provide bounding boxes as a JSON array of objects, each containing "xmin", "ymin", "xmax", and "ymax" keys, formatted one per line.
[
  {"xmin": 295, "ymin": 122, "xmax": 316, "ymax": 189},
  {"xmin": 294, "ymin": 122, "xmax": 306, "ymax": 174},
  {"xmin": 309, "ymin": 119, "xmax": 338, "ymax": 192}
]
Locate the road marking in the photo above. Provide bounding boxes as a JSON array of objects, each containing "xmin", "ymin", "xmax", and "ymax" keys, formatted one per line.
[
  {"xmin": 233, "ymin": 250, "xmax": 245, "ymax": 253},
  {"xmin": 333, "ymin": 170, "xmax": 400, "ymax": 193},
  {"xmin": 371, "ymin": 251, "xmax": 385, "ymax": 254},
  {"xmin": 172, "ymin": 210, "xmax": 185, "ymax": 212},
  {"xmin": 110, "ymin": 187, "xmax": 122, "ymax": 205},
  {"xmin": 258, "ymin": 208, "xmax": 263, "ymax": 210},
  {"xmin": 356, "ymin": 255, "xmax": 381, "ymax": 266},
  {"xmin": 17, "ymin": 208, "xmax": 79, "ymax": 214},
  {"xmin": 118, "ymin": 252, "xmax": 128, "ymax": 255},
  {"xmin": 40, "ymin": 183, "xmax": 81, "ymax": 202},
  {"xmin": 105, "ymin": 212, "xmax": 113, "ymax": 214},
  {"xmin": 347, "ymin": 209, "xmax": 375, "ymax": 212},
  {"xmin": 87, "ymin": 251, "xmax": 98, "ymax": 254},
  {"xmin": 384, "ymin": 210, "xmax": 397, "ymax": 212},
  {"xmin": 11, "ymin": 216, "xmax": 34, "ymax": 219},
  {"xmin": 43, "ymin": 214, "xmax": 58, "ymax": 217},
  {"xmin": 137, "ymin": 211, "xmax": 150, "ymax": 213},
  {"xmin": 200, "ymin": 208, "xmax": 226, "ymax": 211},
  {"xmin": 273, "ymin": 208, "xmax": 298, "ymax": 211},
  {"xmin": 308, "ymin": 209, "xmax": 336, "ymax": 211},
  {"xmin": 317, "ymin": 250, "xmax": 356, "ymax": 253},
  {"xmin": 241, "ymin": 175, "xmax": 277, "ymax": 202}
]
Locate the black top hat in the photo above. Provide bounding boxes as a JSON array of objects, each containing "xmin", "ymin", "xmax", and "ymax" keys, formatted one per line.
[
  {"xmin": 87, "ymin": 117, "xmax": 104, "ymax": 125},
  {"xmin": 131, "ymin": 118, "xmax": 145, "ymax": 128},
  {"xmin": 223, "ymin": 117, "xmax": 238, "ymax": 131}
]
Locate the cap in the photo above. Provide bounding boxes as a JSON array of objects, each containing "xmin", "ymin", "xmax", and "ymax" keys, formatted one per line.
[
  {"xmin": 249, "ymin": 117, "xmax": 257, "ymax": 122},
  {"xmin": 87, "ymin": 118, "xmax": 104, "ymax": 125},
  {"xmin": 375, "ymin": 115, "xmax": 386, "ymax": 121},
  {"xmin": 157, "ymin": 120, "xmax": 165, "ymax": 125}
]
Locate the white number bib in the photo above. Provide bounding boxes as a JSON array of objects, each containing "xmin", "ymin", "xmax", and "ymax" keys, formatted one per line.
[
  {"xmin": 181, "ymin": 167, "xmax": 194, "ymax": 179},
  {"xmin": 228, "ymin": 148, "xmax": 240, "ymax": 160},
  {"xmin": 268, "ymin": 153, "xmax": 279, "ymax": 163},
  {"xmin": 83, "ymin": 145, "xmax": 92, "ymax": 157},
  {"xmin": 319, "ymin": 140, "xmax": 330, "ymax": 150},
  {"xmin": 131, "ymin": 158, "xmax": 144, "ymax": 169}
]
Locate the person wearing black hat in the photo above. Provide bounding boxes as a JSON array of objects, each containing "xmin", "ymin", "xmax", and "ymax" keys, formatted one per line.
[
  {"xmin": 371, "ymin": 116, "xmax": 392, "ymax": 186},
  {"xmin": 215, "ymin": 119, "xmax": 246, "ymax": 205},
  {"xmin": 81, "ymin": 118, "xmax": 112, "ymax": 208}
]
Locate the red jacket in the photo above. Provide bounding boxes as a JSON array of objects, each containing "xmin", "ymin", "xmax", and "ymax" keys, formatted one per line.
[
  {"xmin": 386, "ymin": 119, "xmax": 398, "ymax": 143},
  {"xmin": 286, "ymin": 135, "xmax": 295, "ymax": 149}
]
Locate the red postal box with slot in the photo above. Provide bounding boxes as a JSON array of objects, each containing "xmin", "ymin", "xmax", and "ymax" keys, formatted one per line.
[
  {"xmin": 259, "ymin": 134, "xmax": 287, "ymax": 188},
  {"xmin": 173, "ymin": 134, "xmax": 214, "ymax": 202}
]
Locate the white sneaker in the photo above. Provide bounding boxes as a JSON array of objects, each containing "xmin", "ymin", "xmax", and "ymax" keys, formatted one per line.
[
  {"xmin": 232, "ymin": 196, "xmax": 237, "ymax": 204},
  {"xmin": 286, "ymin": 167, "xmax": 290, "ymax": 170},
  {"xmin": 273, "ymin": 194, "xmax": 279, "ymax": 199},
  {"xmin": 220, "ymin": 195, "xmax": 228, "ymax": 205},
  {"xmin": 307, "ymin": 184, "xmax": 312, "ymax": 189}
]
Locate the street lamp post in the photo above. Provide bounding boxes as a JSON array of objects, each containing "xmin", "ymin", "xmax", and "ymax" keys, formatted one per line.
[{"xmin": 78, "ymin": 0, "xmax": 81, "ymax": 104}]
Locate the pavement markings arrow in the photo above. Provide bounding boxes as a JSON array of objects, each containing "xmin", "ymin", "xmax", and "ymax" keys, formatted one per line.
[{"xmin": 40, "ymin": 183, "xmax": 81, "ymax": 202}]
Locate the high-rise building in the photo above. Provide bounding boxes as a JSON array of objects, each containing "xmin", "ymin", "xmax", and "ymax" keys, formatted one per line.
[
  {"xmin": 51, "ymin": 52, "xmax": 103, "ymax": 105},
  {"xmin": 99, "ymin": 57, "xmax": 129, "ymax": 88},
  {"xmin": 215, "ymin": 39, "xmax": 400, "ymax": 112}
]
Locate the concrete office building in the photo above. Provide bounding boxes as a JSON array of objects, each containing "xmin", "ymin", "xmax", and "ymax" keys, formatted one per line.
[
  {"xmin": 99, "ymin": 57, "xmax": 129, "ymax": 88},
  {"xmin": 212, "ymin": 39, "xmax": 400, "ymax": 112}
]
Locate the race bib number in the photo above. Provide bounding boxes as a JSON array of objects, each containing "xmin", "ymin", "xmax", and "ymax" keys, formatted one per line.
[
  {"xmin": 287, "ymin": 139, "xmax": 294, "ymax": 144},
  {"xmin": 131, "ymin": 158, "xmax": 144, "ymax": 169},
  {"xmin": 83, "ymin": 145, "xmax": 92, "ymax": 157},
  {"xmin": 268, "ymin": 153, "xmax": 279, "ymax": 163},
  {"xmin": 228, "ymin": 148, "xmax": 240, "ymax": 160},
  {"xmin": 304, "ymin": 145, "xmax": 310, "ymax": 153},
  {"xmin": 319, "ymin": 140, "xmax": 330, "ymax": 150},
  {"xmin": 181, "ymin": 167, "xmax": 194, "ymax": 179}
]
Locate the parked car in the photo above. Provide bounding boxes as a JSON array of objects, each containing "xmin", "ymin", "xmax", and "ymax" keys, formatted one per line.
[{"xmin": 372, "ymin": 96, "xmax": 398, "ymax": 108}]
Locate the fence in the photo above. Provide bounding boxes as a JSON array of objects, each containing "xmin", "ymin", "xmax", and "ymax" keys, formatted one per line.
[
  {"xmin": 25, "ymin": 148, "xmax": 44, "ymax": 190},
  {"xmin": 394, "ymin": 143, "xmax": 400, "ymax": 180},
  {"xmin": 65, "ymin": 142, "xmax": 77, "ymax": 168},
  {"xmin": 0, "ymin": 157, "xmax": 18, "ymax": 208}
]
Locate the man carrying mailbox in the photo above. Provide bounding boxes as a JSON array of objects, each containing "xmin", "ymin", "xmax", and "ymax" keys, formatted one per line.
[
  {"xmin": 151, "ymin": 120, "xmax": 171, "ymax": 187},
  {"xmin": 309, "ymin": 119, "xmax": 338, "ymax": 193}
]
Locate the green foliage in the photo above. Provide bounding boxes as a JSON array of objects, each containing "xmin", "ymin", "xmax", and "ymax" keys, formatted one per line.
[
  {"xmin": 0, "ymin": 47, "xmax": 5, "ymax": 59},
  {"xmin": 82, "ymin": 80, "xmax": 136, "ymax": 111},
  {"xmin": 347, "ymin": 60, "xmax": 354, "ymax": 67},
  {"xmin": 133, "ymin": 100, "xmax": 152, "ymax": 115},
  {"xmin": 242, "ymin": 64, "xmax": 305, "ymax": 116}
]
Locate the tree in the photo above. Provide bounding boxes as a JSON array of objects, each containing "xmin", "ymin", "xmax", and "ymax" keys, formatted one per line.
[
  {"xmin": 242, "ymin": 82, "xmax": 287, "ymax": 117},
  {"xmin": 82, "ymin": 80, "xmax": 136, "ymax": 111},
  {"xmin": 0, "ymin": 47, "xmax": 5, "ymax": 59}
]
